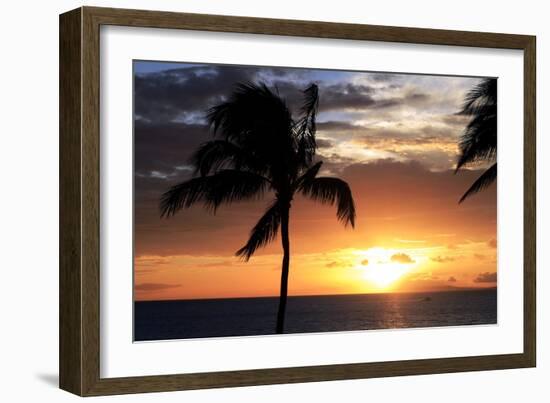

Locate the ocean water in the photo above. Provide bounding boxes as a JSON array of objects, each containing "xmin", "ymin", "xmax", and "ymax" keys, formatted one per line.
[{"xmin": 134, "ymin": 289, "xmax": 497, "ymax": 341}]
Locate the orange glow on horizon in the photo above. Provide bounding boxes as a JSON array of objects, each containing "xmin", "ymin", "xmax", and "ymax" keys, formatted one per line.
[{"xmin": 134, "ymin": 237, "xmax": 497, "ymax": 301}]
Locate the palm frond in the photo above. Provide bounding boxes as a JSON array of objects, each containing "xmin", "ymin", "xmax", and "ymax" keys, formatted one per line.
[
  {"xmin": 459, "ymin": 78, "xmax": 497, "ymax": 116},
  {"xmin": 300, "ymin": 177, "xmax": 356, "ymax": 227},
  {"xmin": 235, "ymin": 201, "xmax": 282, "ymax": 260},
  {"xmin": 459, "ymin": 163, "xmax": 497, "ymax": 203},
  {"xmin": 294, "ymin": 84, "xmax": 319, "ymax": 166},
  {"xmin": 190, "ymin": 140, "xmax": 263, "ymax": 176},
  {"xmin": 456, "ymin": 114, "xmax": 497, "ymax": 170},
  {"xmin": 294, "ymin": 161, "xmax": 322, "ymax": 190},
  {"xmin": 206, "ymin": 82, "xmax": 293, "ymax": 147},
  {"xmin": 206, "ymin": 82, "xmax": 296, "ymax": 182},
  {"xmin": 456, "ymin": 78, "xmax": 497, "ymax": 172},
  {"xmin": 301, "ymin": 84, "xmax": 319, "ymax": 115},
  {"xmin": 160, "ymin": 170, "xmax": 269, "ymax": 217}
]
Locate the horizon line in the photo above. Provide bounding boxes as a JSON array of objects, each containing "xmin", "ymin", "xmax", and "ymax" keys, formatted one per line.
[{"xmin": 134, "ymin": 286, "xmax": 497, "ymax": 303}]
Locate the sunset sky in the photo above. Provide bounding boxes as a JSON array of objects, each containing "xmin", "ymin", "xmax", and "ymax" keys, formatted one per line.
[{"xmin": 133, "ymin": 61, "xmax": 497, "ymax": 301}]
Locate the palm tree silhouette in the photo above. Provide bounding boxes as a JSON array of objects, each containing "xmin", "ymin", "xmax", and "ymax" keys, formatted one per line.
[
  {"xmin": 455, "ymin": 78, "xmax": 497, "ymax": 203},
  {"xmin": 160, "ymin": 82, "xmax": 356, "ymax": 334}
]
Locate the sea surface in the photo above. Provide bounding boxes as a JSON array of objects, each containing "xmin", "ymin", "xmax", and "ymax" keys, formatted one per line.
[{"xmin": 134, "ymin": 289, "xmax": 497, "ymax": 341}]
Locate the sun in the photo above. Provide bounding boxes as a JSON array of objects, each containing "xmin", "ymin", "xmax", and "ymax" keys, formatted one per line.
[
  {"xmin": 352, "ymin": 247, "xmax": 417, "ymax": 289},
  {"xmin": 363, "ymin": 263, "xmax": 409, "ymax": 288}
]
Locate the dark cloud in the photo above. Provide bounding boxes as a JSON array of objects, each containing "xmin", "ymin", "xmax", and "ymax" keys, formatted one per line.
[
  {"xmin": 132, "ymin": 121, "xmax": 213, "ymax": 224},
  {"xmin": 406, "ymin": 92, "xmax": 430, "ymax": 103},
  {"xmin": 431, "ymin": 256, "xmax": 456, "ymax": 263},
  {"xmin": 134, "ymin": 121, "xmax": 209, "ymax": 177},
  {"xmin": 315, "ymin": 138, "xmax": 335, "ymax": 149},
  {"xmin": 369, "ymin": 73, "xmax": 401, "ymax": 83},
  {"xmin": 319, "ymin": 83, "xmax": 378, "ymax": 110},
  {"xmin": 317, "ymin": 121, "xmax": 360, "ymax": 131},
  {"xmin": 134, "ymin": 64, "xmax": 320, "ymax": 124},
  {"xmin": 474, "ymin": 272, "xmax": 497, "ymax": 283},
  {"xmin": 488, "ymin": 238, "xmax": 497, "ymax": 248},
  {"xmin": 390, "ymin": 253, "xmax": 415, "ymax": 264},
  {"xmin": 448, "ymin": 276, "xmax": 457, "ymax": 282},
  {"xmin": 134, "ymin": 65, "xmax": 255, "ymax": 123},
  {"xmin": 317, "ymin": 83, "xmax": 432, "ymax": 112},
  {"xmin": 133, "ymin": 63, "xmax": 469, "ymax": 183},
  {"xmin": 135, "ymin": 283, "xmax": 181, "ymax": 291},
  {"xmin": 440, "ymin": 113, "xmax": 470, "ymax": 127}
]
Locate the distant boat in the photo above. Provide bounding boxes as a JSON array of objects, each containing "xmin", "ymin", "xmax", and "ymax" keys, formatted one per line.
[{"xmin": 422, "ymin": 297, "xmax": 432, "ymax": 302}]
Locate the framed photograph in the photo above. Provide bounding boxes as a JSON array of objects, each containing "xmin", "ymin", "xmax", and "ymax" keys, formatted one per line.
[{"xmin": 59, "ymin": 6, "xmax": 536, "ymax": 396}]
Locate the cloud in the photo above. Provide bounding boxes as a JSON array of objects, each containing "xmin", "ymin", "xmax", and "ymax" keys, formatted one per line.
[
  {"xmin": 315, "ymin": 119, "xmax": 463, "ymax": 171},
  {"xmin": 368, "ymin": 72, "xmax": 402, "ymax": 83},
  {"xmin": 134, "ymin": 65, "xmax": 256, "ymax": 123},
  {"xmin": 134, "ymin": 121, "xmax": 209, "ymax": 180},
  {"xmin": 318, "ymin": 83, "xmax": 434, "ymax": 112},
  {"xmin": 448, "ymin": 276, "xmax": 457, "ymax": 282},
  {"xmin": 317, "ymin": 121, "xmax": 361, "ymax": 131},
  {"xmin": 325, "ymin": 260, "xmax": 352, "ymax": 268},
  {"xmin": 440, "ymin": 114, "xmax": 470, "ymax": 127},
  {"xmin": 390, "ymin": 253, "xmax": 415, "ymax": 264},
  {"xmin": 135, "ymin": 283, "xmax": 181, "ymax": 291},
  {"xmin": 473, "ymin": 253, "xmax": 486, "ymax": 260},
  {"xmin": 316, "ymin": 138, "xmax": 335, "ymax": 149},
  {"xmin": 134, "ymin": 63, "xmax": 322, "ymax": 124},
  {"xmin": 488, "ymin": 238, "xmax": 497, "ymax": 248},
  {"xmin": 361, "ymin": 259, "xmax": 369, "ymax": 266},
  {"xmin": 319, "ymin": 83, "xmax": 381, "ymax": 111},
  {"xmin": 134, "ymin": 62, "xmax": 481, "ymax": 190},
  {"xmin": 436, "ymin": 256, "xmax": 457, "ymax": 263},
  {"xmin": 474, "ymin": 272, "xmax": 497, "ymax": 283}
]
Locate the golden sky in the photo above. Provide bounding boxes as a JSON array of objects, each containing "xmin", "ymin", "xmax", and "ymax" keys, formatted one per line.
[{"xmin": 133, "ymin": 62, "xmax": 497, "ymax": 301}]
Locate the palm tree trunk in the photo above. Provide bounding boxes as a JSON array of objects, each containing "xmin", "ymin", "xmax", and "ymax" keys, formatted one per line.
[{"xmin": 276, "ymin": 205, "xmax": 290, "ymax": 334}]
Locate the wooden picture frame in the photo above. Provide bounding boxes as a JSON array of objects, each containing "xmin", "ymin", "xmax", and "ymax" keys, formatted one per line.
[{"xmin": 59, "ymin": 6, "xmax": 536, "ymax": 396}]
